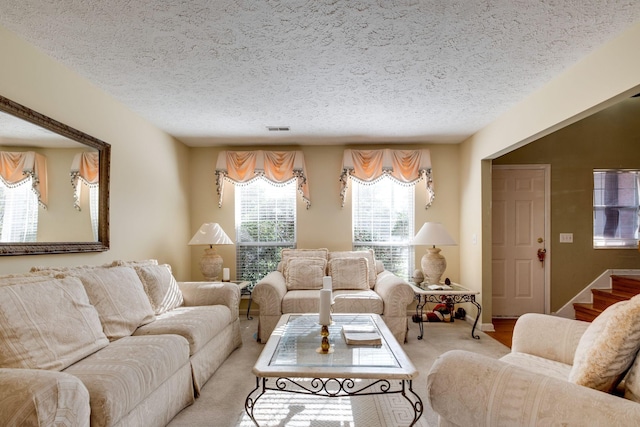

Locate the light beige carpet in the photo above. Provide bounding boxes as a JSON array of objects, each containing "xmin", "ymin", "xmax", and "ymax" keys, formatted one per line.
[{"xmin": 168, "ymin": 317, "xmax": 510, "ymax": 427}]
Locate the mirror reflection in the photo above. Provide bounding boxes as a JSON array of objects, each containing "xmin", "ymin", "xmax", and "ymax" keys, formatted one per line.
[{"xmin": 0, "ymin": 95, "xmax": 110, "ymax": 255}]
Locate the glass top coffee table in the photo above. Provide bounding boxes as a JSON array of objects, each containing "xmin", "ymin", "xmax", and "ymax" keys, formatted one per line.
[{"xmin": 245, "ymin": 313, "xmax": 423, "ymax": 426}]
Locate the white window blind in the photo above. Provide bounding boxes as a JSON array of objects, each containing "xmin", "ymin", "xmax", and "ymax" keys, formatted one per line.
[
  {"xmin": 593, "ymin": 169, "xmax": 640, "ymax": 248},
  {"xmin": 0, "ymin": 178, "xmax": 38, "ymax": 242},
  {"xmin": 235, "ymin": 177, "xmax": 297, "ymax": 283},
  {"xmin": 90, "ymin": 185, "xmax": 99, "ymax": 241},
  {"xmin": 352, "ymin": 176, "xmax": 414, "ymax": 279}
]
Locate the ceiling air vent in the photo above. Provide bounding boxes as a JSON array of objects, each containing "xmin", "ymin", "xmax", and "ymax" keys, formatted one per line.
[{"xmin": 267, "ymin": 126, "xmax": 290, "ymax": 132}]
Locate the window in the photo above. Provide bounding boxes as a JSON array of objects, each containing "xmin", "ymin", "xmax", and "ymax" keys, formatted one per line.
[
  {"xmin": 235, "ymin": 177, "xmax": 297, "ymax": 283},
  {"xmin": 0, "ymin": 178, "xmax": 38, "ymax": 242},
  {"xmin": 89, "ymin": 185, "xmax": 99, "ymax": 240},
  {"xmin": 352, "ymin": 176, "xmax": 414, "ymax": 278},
  {"xmin": 593, "ymin": 169, "xmax": 640, "ymax": 248}
]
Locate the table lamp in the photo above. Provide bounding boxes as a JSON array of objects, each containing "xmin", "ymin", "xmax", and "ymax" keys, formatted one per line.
[
  {"xmin": 188, "ymin": 223, "xmax": 233, "ymax": 281},
  {"xmin": 413, "ymin": 222, "xmax": 457, "ymax": 285}
]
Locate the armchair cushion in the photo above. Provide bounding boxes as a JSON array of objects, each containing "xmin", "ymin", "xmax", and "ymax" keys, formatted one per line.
[
  {"xmin": 328, "ymin": 249, "xmax": 376, "ymax": 289},
  {"xmin": 278, "ymin": 248, "xmax": 329, "ymax": 272},
  {"xmin": 328, "ymin": 257, "xmax": 369, "ymax": 290},
  {"xmin": 569, "ymin": 294, "xmax": 640, "ymax": 392},
  {"xmin": 284, "ymin": 257, "xmax": 327, "ymax": 290},
  {"xmin": 134, "ymin": 264, "xmax": 184, "ymax": 315}
]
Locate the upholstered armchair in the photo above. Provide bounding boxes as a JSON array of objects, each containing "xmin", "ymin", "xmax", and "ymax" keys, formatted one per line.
[
  {"xmin": 252, "ymin": 248, "xmax": 415, "ymax": 344},
  {"xmin": 427, "ymin": 304, "xmax": 640, "ymax": 426}
]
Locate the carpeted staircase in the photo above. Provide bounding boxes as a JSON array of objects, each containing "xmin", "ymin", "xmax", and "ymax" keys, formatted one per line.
[{"xmin": 574, "ymin": 275, "xmax": 640, "ymax": 322}]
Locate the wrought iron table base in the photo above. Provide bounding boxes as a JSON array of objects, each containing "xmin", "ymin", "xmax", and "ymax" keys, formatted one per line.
[
  {"xmin": 414, "ymin": 294, "xmax": 482, "ymax": 340},
  {"xmin": 245, "ymin": 376, "xmax": 423, "ymax": 426}
]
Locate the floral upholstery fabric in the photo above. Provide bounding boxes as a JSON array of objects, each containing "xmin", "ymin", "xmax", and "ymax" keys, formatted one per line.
[
  {"xmin": 284, "ymin": 257, "xmax": 327, "ymax": 290},
  {"xmin": 328, "ymin": 250, "xmax": 377, "ymax": 289},
  {"xmin": 569, "ymin": 294, "xmax": 640, "ymax": 392},
  {"xmin": 67, "ymin": 266, "xmax": 156, "ymax": 341},
  {"xmin": 63, "ymin": 335, "xmax": 192, "ymax": 427},
  {"xmin": 332, "ymin": 290, "xmax": 383, "ymax": 314},
  {"xmin": 278, "ymin": 248, "xmax": 329, "ymax": 272},
  {"xmin": 133, "ymin": 305, "xmax": 233, "ymax": 356},
  {"xmin": 0, "ymin": 369, "xmax": 90, "ymax": 427},
  {"xmin": 135, "ymin": 264, "xmax": 184, "ymax": 314},
  {"xmin": 328, "ymin": 257, "xmax": 369, "ymax": 290},
  {"xmin": 0, "ymin": 277, "xmax": 108, "ymax": 371}
]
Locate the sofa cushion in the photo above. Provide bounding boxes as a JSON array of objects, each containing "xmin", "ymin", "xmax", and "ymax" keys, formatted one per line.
[
  {"xmin": 278, "ymin": 248, "xmax": 329, "ymax": 272},
  {"xmin": 332, "ymin": 290, "xmax": 383, "ymax": 314},
  {"xmin": 134, "ymin": 264, "xmax": 184, "ymax": 315},
  {"xmin": 63, "ymin": 335, "xmax": 190, "ymax": 427},
  {"xmin": 328, "ymin": 250, "xmax": 377, "ymax": 289},
  {"xmin": 284, "ymin": 257, "xmax": 327, "ymax": 290},
  {"xmin": 568, "ymin": 294, "xmax": 640, "ymax": 392},
  {"xmin": 0, "ymin": 277, "xmax": 108, "ymax": 371},
  {"xmin": 328, "ymin": 257, "xmax": 370, "ymax": 290},
  {"xmin": 282, "ymin": 290, "xmax": 322, "ymax": 313},
  {"xmin": 69, "ymin": 266, "xmax": 156, "ymax": 341},
  {"xmin": 133, "ymin": 305, "xmax": 233, "ymax": 355}
]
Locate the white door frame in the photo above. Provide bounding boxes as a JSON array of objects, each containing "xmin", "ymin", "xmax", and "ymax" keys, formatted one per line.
[{"xmin": 492, "ymin": 164, "xmax": 551, "ymax": 314}]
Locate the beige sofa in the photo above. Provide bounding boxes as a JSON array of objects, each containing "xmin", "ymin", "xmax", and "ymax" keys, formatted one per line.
[
  {"xmin": 0, "ymin": 260, "xmax": 242, "ymax": 427},
  {"xmin": 427, "ymin": 298, "xmax": 640, "ymax": 426},
  {"xmin": 252, "ymin": 248, "xmax": 415, "ymax": 343}
]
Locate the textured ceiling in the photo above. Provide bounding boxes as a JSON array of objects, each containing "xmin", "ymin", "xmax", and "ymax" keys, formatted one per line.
[{"xmin": 1, "ymin": 1, "xmax": 639, "ymax": 146}]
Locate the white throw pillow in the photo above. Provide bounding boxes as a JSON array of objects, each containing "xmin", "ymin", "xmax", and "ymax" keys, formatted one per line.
[
  {"xmin": 69, "ymin": 266, "xmax": 156, "ymax": 341},
  {"xmin": 0, "ymin": 277, "xmax": 108, "ymax": 371},
  {"xmin": 328, "ymin": 257, "xmax": 369, "ymax": 290},
  {"xmin": 279, "ymin": 248, "xmax": 329, "ymax": 272},
  {"xmin": 284, "ymin": 257, "xmax": 327, "ymax": 290},
  {"xmin": 568, "ymin": 294, "xmax": 640, "ymax": 392},
  {"xmin": 135, "ymin": 264, "xmax": 184, "ymax": 315},
  {"xmin": 328, "ymin": 250, "xmax": 377, "ymax": 289}
]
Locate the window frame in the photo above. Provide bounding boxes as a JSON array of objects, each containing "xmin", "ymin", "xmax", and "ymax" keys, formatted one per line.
[
  {"xmin": 234, "ymin": 177, "xmax": 297, "ymax": 284},
  {"xmin": 351, "ymin": 176, "xmax": 415, "ymax": 279},
  {"xmin": 593, "ymin": 169, "xmax": 640, "ymax": 249}
]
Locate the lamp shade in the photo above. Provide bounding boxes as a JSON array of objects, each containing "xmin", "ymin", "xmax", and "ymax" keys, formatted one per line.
[
  {"xmin": 413, "ymin": 222, "xmax": 456, "ymax": 285},
  {"xmin": 188, "ymin": 223, "xmax": 233, "ymax": 246},
  {"xmin": 412, "ymin": 222, "xmax": 457, "ymax": 247}
]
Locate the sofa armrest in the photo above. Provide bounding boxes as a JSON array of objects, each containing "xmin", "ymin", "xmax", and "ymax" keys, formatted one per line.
[
  {"xmin": 177, "ymin": 281, "xmax": 240, "ymax": 318},
  {"xmin": 427, "ymin": 350, "xmax": 640, "ymax": 427},
  {"xmin": 252, "ymin": 271, "xmax": 287, "ymax": 316},
  {"xmin": 511, "ymin": 313, "xmax": 589, "ymax": 365},
  {"xmin": 374, "ymin": 270, "xmax": 415, "ymax": 317},
  {"xmin": 0, "ymin": 368, "xmax": 90, "ymax": 426}
]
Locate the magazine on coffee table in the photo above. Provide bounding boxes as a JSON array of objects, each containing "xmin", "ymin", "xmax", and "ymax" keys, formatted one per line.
[{"xmin": 341, "ymin": 324, "xmax": 382, "ymax": 346}]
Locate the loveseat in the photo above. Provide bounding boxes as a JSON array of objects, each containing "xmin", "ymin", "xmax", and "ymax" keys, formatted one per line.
[
  {"xmin": 427, "ymin": 296, "xmax": 640, "ymax": 426},
  {"xmin": 0, "ymin": 260, "xmax": 242, "ymax": 427},
  {"xmin": 252, "ymin": 248, "xmax": 415, "ymax": 343}
]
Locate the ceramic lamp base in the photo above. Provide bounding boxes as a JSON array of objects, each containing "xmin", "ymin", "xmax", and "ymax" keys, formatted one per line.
[
  {"xmin": 421, "ymin": 247, "xmax": 446, "ymax": 284},
  {"xmin": 200, "ymin": 247, "xmax": 223, "ymax": 281}
]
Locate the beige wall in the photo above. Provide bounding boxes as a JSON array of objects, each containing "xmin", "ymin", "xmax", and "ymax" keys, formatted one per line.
[
  {"xmin": 188, "ymin": 144, "xmax": 461, "ymax": 282},
  {"xmin": 494, "ymin": 97, "xmax": 640, "ymax": 311},
  {"xmin": 0, "ymin": 26, "xmax": 192, "ymax": 279},
  {"xmin": 460, "ymin": 22, "xmax": 640, "ymax": 325}
]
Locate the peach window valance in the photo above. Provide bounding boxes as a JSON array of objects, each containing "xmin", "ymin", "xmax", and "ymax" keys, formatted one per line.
[
  {"xmin": 0, "ymin": 151, "xmax": 48, "ymax": 208},
  {"xmin": 215, "ymin": 150, "xmax": 311, "ymax": 209},
  {"xmin": 340, "ymin": 148, "xmax": 434, "ymax": 209},
  {"xmin": 70, "ymin": 152, "xmax": 99, "ymax": 211}
]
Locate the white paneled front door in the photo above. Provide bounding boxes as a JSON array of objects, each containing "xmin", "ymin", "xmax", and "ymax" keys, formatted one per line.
[{"xmin": 492, "ymin": 166, "xmax": 549, "ymax": 317}]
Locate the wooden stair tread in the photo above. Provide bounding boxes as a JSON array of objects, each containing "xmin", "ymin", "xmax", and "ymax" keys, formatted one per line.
[{"xmin": 573, "ymin": 302, "xmax": 601, "ymax": 322}]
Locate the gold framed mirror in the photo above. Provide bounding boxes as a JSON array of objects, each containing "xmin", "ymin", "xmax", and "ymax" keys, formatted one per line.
[{"xmin": 0, "ymin": 95, "xmax": 110, "ymax": 255}]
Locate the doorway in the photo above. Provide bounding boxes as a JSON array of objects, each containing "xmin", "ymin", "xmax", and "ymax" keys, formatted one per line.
[{"xmin": 492, "ymin": 165, "xmax": 550, "ymax": 317}]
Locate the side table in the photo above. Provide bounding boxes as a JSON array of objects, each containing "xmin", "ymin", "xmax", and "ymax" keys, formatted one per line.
[
  {"xmin": 408, "ymin": 282, "xmax": 481, "ymax": 340},
  {"xmin": 228, "ymin": 280, "xmax": 253, "ymax": 320}
]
